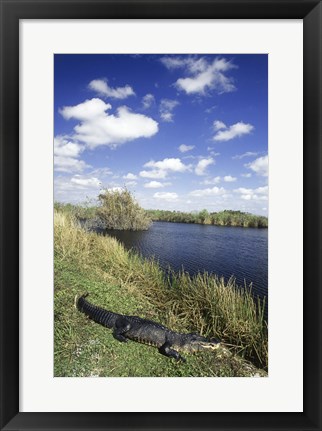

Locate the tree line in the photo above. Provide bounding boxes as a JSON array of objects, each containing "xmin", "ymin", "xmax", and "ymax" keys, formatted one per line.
[
  {"xmin": 145, "ymin": 209, "xmax": 268, "ymax": 228},
  {"xmin": 55, "ymin": 189, "xmax": 268, "ymax": 231}
]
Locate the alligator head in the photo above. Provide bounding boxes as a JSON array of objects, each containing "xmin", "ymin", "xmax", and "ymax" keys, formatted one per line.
[{"xmin": 180, "ymin": 333, "xmax": 221, "ymax": 353}]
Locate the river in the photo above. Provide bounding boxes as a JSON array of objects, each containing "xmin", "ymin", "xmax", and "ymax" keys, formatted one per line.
[{"xmin": 103, "ymin": 221, "xmax": 268, "ymax": 306}]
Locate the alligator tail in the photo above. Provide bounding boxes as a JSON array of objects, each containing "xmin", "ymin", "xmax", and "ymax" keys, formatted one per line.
[
  {"xmin": 75, "ymin": 293, "xmax": 89, "ymax": 310},
  {"xmin": 76, "ymin": 293, "xmax": 119, "ymax": 329}
]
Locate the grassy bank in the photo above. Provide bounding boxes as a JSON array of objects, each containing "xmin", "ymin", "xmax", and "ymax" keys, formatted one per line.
[{"xmin": 54, "ymin": 210, "xmax": 268, "ymax": 377}]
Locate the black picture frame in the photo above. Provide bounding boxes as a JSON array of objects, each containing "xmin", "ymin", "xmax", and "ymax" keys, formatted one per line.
[{"xmin": 1, "ymin": 1, "xmax": 321, "ymax": 430}]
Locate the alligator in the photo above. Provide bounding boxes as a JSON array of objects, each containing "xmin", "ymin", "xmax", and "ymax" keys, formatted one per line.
[{"xmin": 76, "ymin": 293, "xmax": 220, "ymax": 362}]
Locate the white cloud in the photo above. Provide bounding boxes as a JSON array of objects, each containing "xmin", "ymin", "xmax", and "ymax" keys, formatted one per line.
[
  {"xmin": 153, "ymin": 192, "xmax": 178, "ymax": 202},
  {"xmin": 123, "ymin": 173, "xmax": 137, "ymax": 180},
  {"xmin": 60, "ymin": 98, "xmax": 112, "ymax": 121},
  {"xmin": 159, "ymin": 99, "xmax": 179, "ymax": 122},
  {"xmin": 71, "ymin": 176, "xmax": 101, "ymax": 188},
  {"xmin": 88, "ymin": 79, "xmax": 135, "ymax": 99},
  {"xmin": 160, "ymin": 56, "xmax": 235, "ymax": 94},
  {"xmin": 189, "ymin": 186, "xmax": 226, "ymax": 197},
  {"xmin": 195, "ymin": 157, "xmax": 215, "ymax": 176},
  {"xmin": 140, "ymin": 158, "xmax": 190, "ymax": 180},
  {"xmin": 232, "ymin": 151, "xmax": 259, "ymax": 160},
  {"xmin": 54, "ymin": 136, "xmax": 89, "ymax": 173},
  {"xmin": 144, "ymin": 181, "xmax": 170, "ymax": 188},
  {"xmin": 60, "ymin": 98, "xmax": 158, "ymax": 149},
  {"xmin": 241, "ymin": 173, "xmax": 252, "ymax": 178},
  {"xmin": 223, "ymin": 175, "xmax": 237, "ymax": 182},
  {"xmin": 255, "ymin": 186, "xmax": 268, "ymax": 194},
  {"xmin": 203, "ymin": 176, "xmax": 221, "ymax": 185},
  {"xmin": 207, "ymin": 149, "xmax": 221, "ymax": 157},
  {"xmin": 245, "ymin": 155, "xmax": 268, "ymax": 177},
  {"xmin": 144, "ymin": 158, "xmax": 189, "ymax": 173},
  {"xmin": 234, "ymin": 185, "xmax": 268, "ymax": 201},
  {"xmin": 178, "ymin": 144, "xmax": 195, "ymax": 153},
  {"xmin": 160, "ymin": 56, "xmax": 207, "ymax": 73},
  {"xmin": 139, "ymin": 169, "xmax": 168, "ymax": 179},
  {"xmin": 142, "ymin": 93, "xmax": 155, "ymax": 109},
  {"xmin": 213, "ymin": 120, "xmax": 227, "ymax": 131},
  {"xmin": 160, "ymin": 112, "xmax": 173, "ymax": 122},
  {"xmin": 54, "ymin": 156, "xmax": 89, "ymax": 173},
  {"xmin": 54, "ymin": 175, "xmax": 102, "ymax": 203},
  {"xmin": 54, "ymin": 136, "xmax": 83, "ymax": 158},
  {"xmin": 89, "ymin": 167, "xmax": 112, "ymax": 178},
  {"xmin": 235, "ymin": 187, "xmax": 253, "ymax": 194},
  {"xmin": 172, "ymin": 57, "xmax": 236, "ymax": 96},
  {"xmin": 213, "ymin": 121, "xmax": 254, "ymax": 142}
]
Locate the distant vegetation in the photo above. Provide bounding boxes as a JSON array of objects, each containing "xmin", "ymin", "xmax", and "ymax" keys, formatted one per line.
[
  {"xmin": 146, "ymin": 209, "xmax": 268, "ymax": 228},
  {"xmin": 54, "ymin": 202, "xmax": 97, "ymax": 219},
  {"xmin": 54, "ymin": 191, "xmax": 267, "ymax": 230}
]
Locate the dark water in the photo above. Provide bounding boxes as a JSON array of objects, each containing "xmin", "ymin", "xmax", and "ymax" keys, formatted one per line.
[{"xmin": 103, "ymin": 221, "xmax": 268, "ymax": 304}]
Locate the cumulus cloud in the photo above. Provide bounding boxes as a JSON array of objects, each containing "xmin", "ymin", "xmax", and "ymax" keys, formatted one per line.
[
  {"xmin": 189, "ymin": 186, "xmax": 226, "ymax": 197},
  {"xmin": 223, "ymin": 175, "xmax": 237, "ymax": 182},
  {"xmin": 54, "ymin": 136, "xmax": 89, "ymax": 173},
  {"xmin": 234, "ymin": 185, "xmax": 268, "ymax": 201},
  {"xmin": 161, "ymin": 56, "xmax": 236, "ymax": 96},
  {"xmin": 245, "ymin": 155, "xmax": 268, "ymax": 177},
  {"xmin": 59, "ymin": 98, "xmax": 158, "ymax": 149},
  {"xmin": 144, "ymin": 158, "xmax": 185, "ymax": 172},
  {"xmin": 159, "ymin": 99, "xmax": 179, "ymax": 122},
  {"xmin": 60, "ymin": 98, "xmax": 111, "ymax": 121},
  {"xmin": 139, "ymin": 169, "xmax": 168, "ymax": 179},
  {"xmin": 146, "ymin": 158, "xmax": 188, "ymax": 172},
  {"xmin": 144, "ymin": 181, "xmax": 170, "ymax": 188},
  {"xmin": 213, "ymin": 120, "xmax": 227, "ymax": 131},
  {"xmin": 71, "ymin": 176, "xmax": 101, "ymax": 188},
  {"xmin": 213, "ymin": 121, "xmax": 254, "ymax": 142},
  {"xmin": 195, "ymin": 157, "xmax": 215, "ymax": 176},
  {"xmin": 140, "ymin": 157, "xmax": 190, "ymax": 180},
  {"xmin": 178, "ymin": 144, "xmax": 195, "ymax": 153},
  {"xmin": 142, "ymin": 93, "xmax": 155, "ymax": 109},
  {"xmin": 153, "ymin": 192, "xmax": 178, "ymax": 202},
  {"xmin": 88, "ymin": 79, "xmax": 135, "ymax": 99},
  {"xmin": 54, "ymin": 136, "xmax": 83, "ymax": 158},
  {"xmin": 241, "ymin": 173, "xmax": 252, "ymax": 178}
]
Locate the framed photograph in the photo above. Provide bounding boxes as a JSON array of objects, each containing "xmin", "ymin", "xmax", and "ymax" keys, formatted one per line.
[{"xmin": 1, "ymin": 0, "xmax": 321, "ymax": 430}]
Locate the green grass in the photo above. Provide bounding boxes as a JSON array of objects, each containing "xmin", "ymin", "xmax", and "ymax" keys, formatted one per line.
[{"xmin": 54, "ymin": 211, "xmax": 268, "ymax": 377}]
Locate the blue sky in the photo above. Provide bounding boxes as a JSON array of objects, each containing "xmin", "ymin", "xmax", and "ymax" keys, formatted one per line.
[{"xmin": 54, "ymin": 54, "xmax": 268, "ymax": 215}]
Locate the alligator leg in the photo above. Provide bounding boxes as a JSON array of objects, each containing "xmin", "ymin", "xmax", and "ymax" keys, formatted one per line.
[
  {"xmin": 159, "ymin": 341, "xmax": 186, "ymax": 363},
  {"xmin": 113, "ymin": 316, "xmax": 131, "ymax": 343}
]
